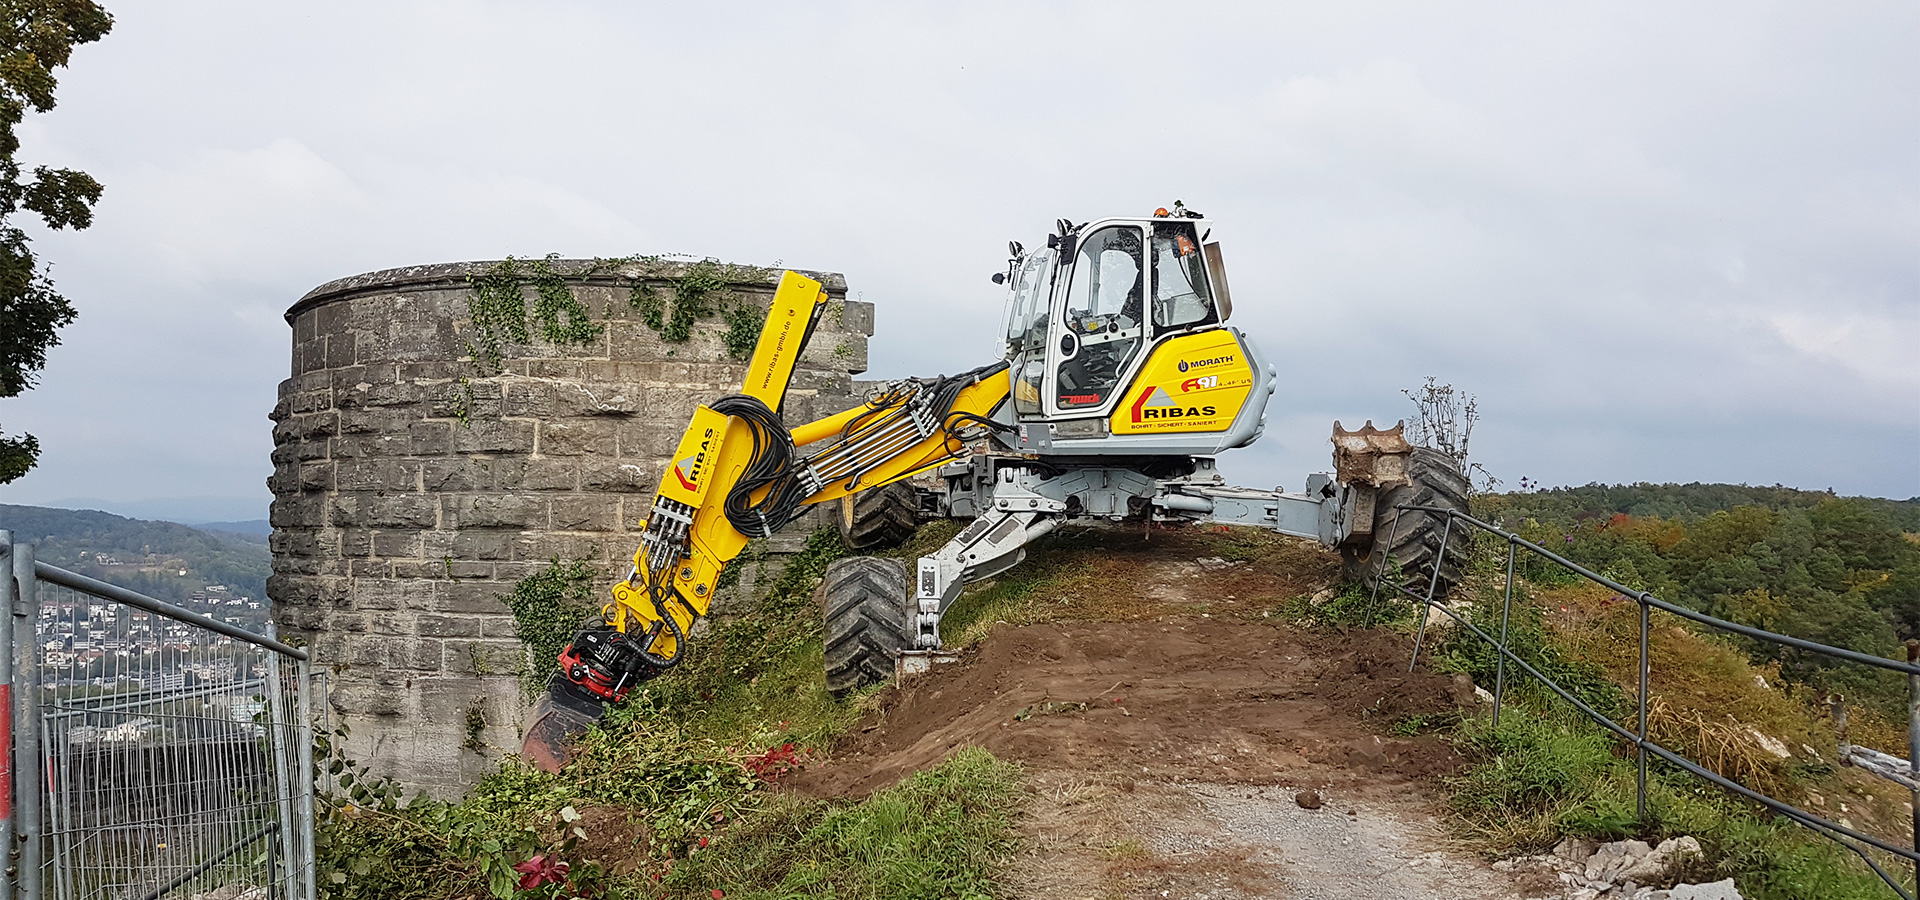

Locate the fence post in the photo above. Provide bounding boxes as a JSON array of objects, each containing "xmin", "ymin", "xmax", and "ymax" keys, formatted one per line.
[
  {"xmin": 1638, "ymin": 595, "xmax": 1651, "ymax": 824},
  {"xmin": 9, "ymin": 543, "xmax": 36, "ymax": 900},
  {"xmin": 295, "ymin": 659, "xmax": 316, "ymax": 900},
  {"xmin": 1493, "ymin": 538, "xmax": 1515, "ymax": 729},
  {"xmin": 0, "ymin": 531, "xmax": 12, "ymax": 900},
  {"xmin": 1907, "ymin": 639, "xmax": 1919, "ymax": 891},
  {"xmin": 1408, "ymin": 512, "xmax": 1455, "ymax": 673},
  {"xmin": 1362, "ymin": 506, "xmax": 1405, "ymax": 629},
  {"xmin": 267, "ymin": 651, "xmax": 300, "ymax": 900}
]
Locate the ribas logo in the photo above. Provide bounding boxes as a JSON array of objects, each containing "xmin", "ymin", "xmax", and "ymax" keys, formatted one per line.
[
  {"xmin": 672, "ymin": 427, "xmax": 717, "ymax": 491},
  {"xmin": 1129, "ymin": 386, "xmax": 1218, "ymax": 423}
]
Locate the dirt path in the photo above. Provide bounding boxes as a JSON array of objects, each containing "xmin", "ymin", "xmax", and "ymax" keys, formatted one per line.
[
  {"xmin": 793, "ymin": 613, "xmax": 1559, "ymax": 899},
  {"xmin": 1014, "ymin": 775, "xmax": 1548, "ymax": 900}
]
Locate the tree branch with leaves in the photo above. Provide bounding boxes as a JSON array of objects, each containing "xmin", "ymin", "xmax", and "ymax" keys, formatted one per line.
[{"xmin": 0, "ymin": 0, "xmax": 112, "ymax": 483}]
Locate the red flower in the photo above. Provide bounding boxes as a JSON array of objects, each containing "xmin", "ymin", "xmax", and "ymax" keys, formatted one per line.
[
  {"xmin": 712, "ymin": 890, "xmax": 726, "ymax": 899},
  {"xmin": 513, "ymin": 854, "xmax": 570, "ymax": 890},
  {"xmin": 743, "ymin": 743, "xmax": 805, "ymax": 781}
]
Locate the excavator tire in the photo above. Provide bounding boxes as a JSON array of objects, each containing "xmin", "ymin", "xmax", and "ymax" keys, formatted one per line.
[
  {"xmin": 1342, "ymin": 447, "xmax": 1472, "ymax": 600},
  {"xmin": 821, "ymin": 556, "xmax": 913, "ymax": 695},
  {"xmin": 837, "ymin": 481, "xmax": 920, "ymax": 551}
]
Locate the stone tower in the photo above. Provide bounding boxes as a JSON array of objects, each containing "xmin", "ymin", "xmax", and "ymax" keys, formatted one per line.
[{"xmin": 268, "ymin": 259, "xmax": 871, "ymax": 796}]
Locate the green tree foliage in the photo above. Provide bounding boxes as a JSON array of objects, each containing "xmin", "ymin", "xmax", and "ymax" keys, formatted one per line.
[
  {"xmin": 1491, "ymin": 481, "xmax": 1920, "ymax": 532},
  {"xmin": 0, "ymin": 0, "xmax": 112, "ymax": 482},
  {"xmin": 1480, "ymin": 487, "xmax": 1920, "ymax": 712}
]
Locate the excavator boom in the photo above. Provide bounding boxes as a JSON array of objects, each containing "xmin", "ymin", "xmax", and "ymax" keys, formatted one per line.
[{"xmin": 523, "ymin": 271, "xmax": 1010, "ymax": 769}]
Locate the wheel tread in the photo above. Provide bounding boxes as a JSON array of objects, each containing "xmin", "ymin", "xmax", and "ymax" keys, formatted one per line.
[
  {"xmin": 1345, "ymin": 448, "xmax": 1471, "ymax": 599},
  {"xmin": 839, "ymin": 483, "xmax": 921, "ymax": 551},
  {"xmin": 820, "ymin": 556, "xmax": 912, "ymax": 694}
]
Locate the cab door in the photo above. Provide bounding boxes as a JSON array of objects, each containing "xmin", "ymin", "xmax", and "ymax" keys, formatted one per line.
[
  {"xmin": 1004, "ymin": 249, "xmax": 1055, "ymax": 419},
  {"xmin": 1046, "ymin": 223, "xmax": 1147, "ymax": 417}
]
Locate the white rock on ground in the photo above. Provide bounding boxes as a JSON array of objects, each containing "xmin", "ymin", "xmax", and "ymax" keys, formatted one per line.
[
  {"xmin": 1533, "ymin": 835, "xmax": 1736, "ymax": 900},
  {"xmin": 1663, "ymin": 879, "xmax": 1744, "ymax": 900}
]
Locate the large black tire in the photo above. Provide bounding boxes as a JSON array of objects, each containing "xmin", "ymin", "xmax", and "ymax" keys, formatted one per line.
[
  {"xmin": 1343, "ymin": 448, "xmax": 1472, "ymax": 599},
  {"xmin": 821, "ymin": 556, "xmax": 913, "ymax": 694},
  {"xmin": 837, "ymin": 481, "xmax": 920, "ymax": 551}
]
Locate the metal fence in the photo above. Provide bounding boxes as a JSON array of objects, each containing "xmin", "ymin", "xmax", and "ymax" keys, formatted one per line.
[
  {"xmin": 1368, "ymin": 505, "xmax": 1920, "ymax": 899},
  {"xmin": 1, "ymin": 531, "xmax": 315, "ymax": 900}
]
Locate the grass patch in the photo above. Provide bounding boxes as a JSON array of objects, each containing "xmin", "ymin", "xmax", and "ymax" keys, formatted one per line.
[
  {"xmin": 319, "ymin": 527, "xmax": 989, "ymax": 898},
  {"xmin": 934, "ymin": 524, "xmax": 1338, "ymax": 645},
  {"xmin": 1429, "ymin": 582, "xmax": 1627, "ymax": 719},
  {"xmin": 662, "ymin": 747, "xmax": 1023, "ymax": 899},
  {"xmin": 1447, "ymin": 703, "xmax": 1904, "ymax": 900},
  {"xmin": 1275, "ymin": 580, "xmax": 1416, "ymax": 628}
]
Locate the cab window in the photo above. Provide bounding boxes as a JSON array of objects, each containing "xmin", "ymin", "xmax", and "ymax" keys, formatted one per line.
[
  {"xmin": 1054, "ymin": 225, "xmax": 1145, "ymax": 410},
  {"xmin": 1149, "ymin": 221, "xmax": 1216, "ymax": 332},
  {"xmin": 1063, "ymin": 226, "xmax": 1144, "ymax": 324}
]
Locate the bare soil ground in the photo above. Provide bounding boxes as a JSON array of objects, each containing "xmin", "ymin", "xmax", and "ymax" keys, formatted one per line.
[{"xmin": 792, "ymin": 533, "xmax": 1564, "ymax": 899}]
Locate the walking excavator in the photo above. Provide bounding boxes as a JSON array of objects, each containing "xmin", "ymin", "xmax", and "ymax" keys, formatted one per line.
[{"xmin": 521, "ymin": 206, "xmax": 1469, "ymax": 770}]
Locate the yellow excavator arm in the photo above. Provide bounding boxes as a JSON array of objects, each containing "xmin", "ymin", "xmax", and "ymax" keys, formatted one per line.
[{"xmin": 523, "ymin": 271, "xmax": 1008, "ymax": 767}]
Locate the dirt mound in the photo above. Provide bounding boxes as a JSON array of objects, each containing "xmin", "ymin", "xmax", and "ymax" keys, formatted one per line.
[
  {"xmin": 791, "ymin": 617, "xmax": 1465, "ymax": 798},
  {"xmin": 545, "ymin": 804, "xmax": 653, "ymax": 878}
]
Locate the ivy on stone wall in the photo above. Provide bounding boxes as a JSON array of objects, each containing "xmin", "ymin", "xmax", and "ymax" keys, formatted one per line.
[
  {"xmin": 462, "ymin": 254, "xmax": 607, "ymax": 375},
  {"xmin": 626, "ymin": 257, "xmax": 772, "ymax": 359},
  {"xmin": 453, "ymin": 255, "xmax": 779, "ymax": 428},
  {"xmin": 459, "ymin": 254, "xmax": 774, "ymax": 400},
  {"xmin": 499, "ymin": 557, "xmax": 599, "ymax": 696}
]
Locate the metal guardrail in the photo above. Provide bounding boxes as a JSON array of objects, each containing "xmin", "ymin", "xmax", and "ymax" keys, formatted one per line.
[
  {"xmin": 0, "ymin": 530, "xmax": 316, "ymax": 900},
  {"xmin": 1367, "ymin": 505, "xmax": 1920, "ymax": 900}
]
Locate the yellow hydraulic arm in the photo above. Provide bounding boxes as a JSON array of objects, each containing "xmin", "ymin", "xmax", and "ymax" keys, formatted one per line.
[{"xmin": 541, "ymin": 271, "xmax": 1008, "ymax": 714}]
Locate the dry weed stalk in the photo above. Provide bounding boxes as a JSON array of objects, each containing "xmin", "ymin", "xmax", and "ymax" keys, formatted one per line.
[{"xmin": 1643, "ymin": 695, "xmax": 1793, "ymax": 796}]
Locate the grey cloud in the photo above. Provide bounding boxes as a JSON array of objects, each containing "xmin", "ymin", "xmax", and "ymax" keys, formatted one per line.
[{"xmin": 0, "ymin": 0, "xmax": 1912, "ymax": 519}]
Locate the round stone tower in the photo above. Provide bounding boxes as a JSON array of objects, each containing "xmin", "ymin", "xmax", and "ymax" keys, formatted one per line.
[{"xmin": 267, "ymin": 258, "xmax": 872, "ymax": 796}]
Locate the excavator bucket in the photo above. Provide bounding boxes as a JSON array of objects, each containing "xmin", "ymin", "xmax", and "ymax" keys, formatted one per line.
[
  {"xmin": 520, "ymin": 676, "xmax": 610, "ymax": 773},
  {"xmin": 1330, "ymin": 420, "xmax": 1413, "ymax": 488}
]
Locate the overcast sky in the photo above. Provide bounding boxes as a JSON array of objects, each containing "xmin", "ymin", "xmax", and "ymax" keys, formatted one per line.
[{"xmin": 0, "ymin": 1, "xmax": 1913, "ymax": 522}]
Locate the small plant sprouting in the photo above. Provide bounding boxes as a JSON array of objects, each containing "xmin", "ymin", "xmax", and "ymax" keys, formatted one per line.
[{"xmin": 462, "ymin": 705, "xmax": 487, "ymax": 753}]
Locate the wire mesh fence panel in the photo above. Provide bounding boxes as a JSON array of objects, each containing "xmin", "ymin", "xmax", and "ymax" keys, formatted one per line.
[{"xmin": 13, "ymin": 545, "xmax": 314, "ymax": 900}]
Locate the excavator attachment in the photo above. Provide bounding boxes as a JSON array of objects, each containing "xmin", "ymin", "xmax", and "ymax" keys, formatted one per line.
[
  {"xmin": 515, "ymin": 210, "xmax": 1438, "ymax": 772},
  {"xmin": 1331, "ymin": 420, "xmax": 1413, "ymax": 488},
  {"xmin": 520, "ymin": 676, "xmax": 608, "ymax": 772}
]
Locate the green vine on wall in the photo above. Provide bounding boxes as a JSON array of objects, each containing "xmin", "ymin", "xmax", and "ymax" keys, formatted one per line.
[
  {"xmin": 625, "ymin": 257, "xmax": 773, "ymax": 359},
  {"xmin": 454, "ymin": 255, "xmax": 777, "ymax": 427},
  {"xmin": 500, "ymin": 557, "xmax": 600, "ymax": 697},
  {"xmin": 464, "ymin": 254, "xmax": 774, "ymax": 372},
  {"xmin": 463, "ymin": 254, "xmax": 607, "ymax": 375}
]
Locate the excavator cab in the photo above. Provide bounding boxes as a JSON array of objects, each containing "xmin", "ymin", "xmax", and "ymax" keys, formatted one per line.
[{"xmin": 999, "ymin": 208, "xmax": 1267, "ymax": 456}]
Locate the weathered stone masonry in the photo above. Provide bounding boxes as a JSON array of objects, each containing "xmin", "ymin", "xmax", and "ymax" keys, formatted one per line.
[{"xmin": 268, "ymin": 260, "xmax": 872, "ymax": 797}]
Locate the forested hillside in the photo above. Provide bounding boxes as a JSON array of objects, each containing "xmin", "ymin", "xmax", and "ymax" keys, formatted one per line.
[
  {"xmin": 1479, "ymin": 483, "xmax": 1920, "ymax": 709},
  {"xmin": 0, "ymin": 504, "xmax": 270, "ymax": 613},
  {"xmin": 1490, "ymin": 481, "xmax": 1920, "ymax": 531}
]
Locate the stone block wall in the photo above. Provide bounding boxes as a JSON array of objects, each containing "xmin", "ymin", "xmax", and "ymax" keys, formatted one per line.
[{"xmin": 268, "ymin": 260, "xmax": 871, "ymax": 797}]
